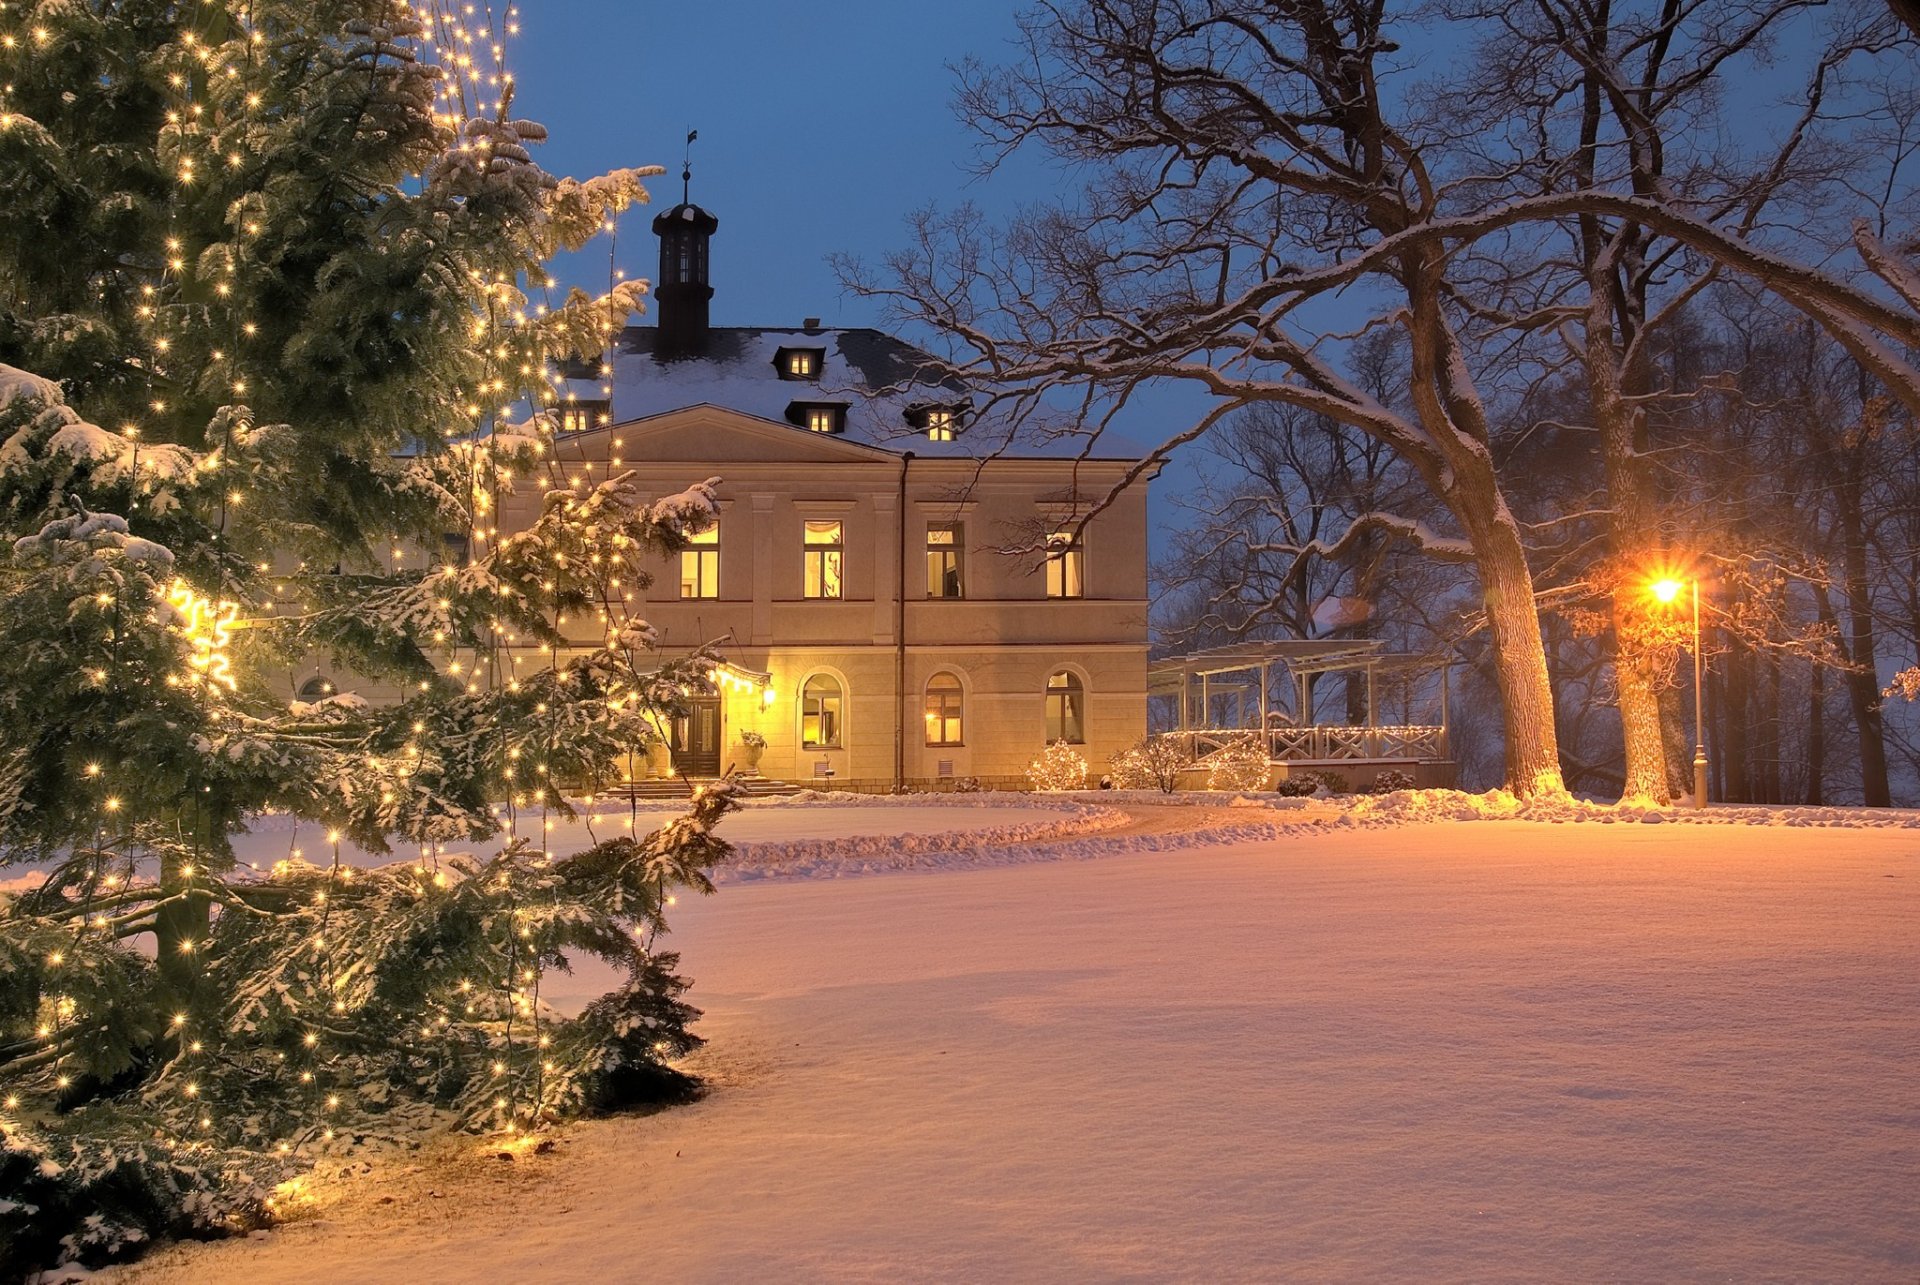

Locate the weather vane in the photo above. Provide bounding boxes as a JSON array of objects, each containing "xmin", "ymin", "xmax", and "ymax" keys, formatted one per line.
[{"xmin": 682, "ymin": 128, "xmax": 697, "ymax": 204}]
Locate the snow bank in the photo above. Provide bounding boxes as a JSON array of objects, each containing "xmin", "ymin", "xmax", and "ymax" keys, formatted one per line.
[{"xmin": 1345, "ymin": 788, "xmax": 1920, "ymax": 828}]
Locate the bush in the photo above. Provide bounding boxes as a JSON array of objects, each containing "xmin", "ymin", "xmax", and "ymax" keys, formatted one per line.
[
  {"xmin": 1274, "ymin": 769, "xmax": 1351, "ymax": 796},
  {"xmin": 1370, "ymin": 768, "xmax": 1418, "ymax": 794},
  {"xmin": 1107, "ymin": 736, "xmax": 1189, "ymax": 792},
  {"xmin": 1027, "ymin": 740, "xmax": 1089, "ymax": 791},
  {"xmin": 1206, "ymin": 734, "xmax": 1271, "ymax": 792}
]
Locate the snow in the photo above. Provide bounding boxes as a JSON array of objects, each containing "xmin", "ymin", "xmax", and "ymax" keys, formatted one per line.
[
  {"xmin": 115, "ymin": 805, "xmax": 1920, "ymax": 1282},
  {"xmin": 230, "ymin": 795, "xmax": 1127, "ymax": 884},
  {"xmin": 0, "ymin": 362, "xmax": 62, "ymax": 410},
  {"xmin": 597, "ymin": 326, "xmax": 1118, "ymax": 461}
]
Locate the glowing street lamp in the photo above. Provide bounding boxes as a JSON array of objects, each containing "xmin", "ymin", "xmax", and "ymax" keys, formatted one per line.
[{"xmin": 1650, "ymin": 575, "xmax": 1707, "ymax": 808}]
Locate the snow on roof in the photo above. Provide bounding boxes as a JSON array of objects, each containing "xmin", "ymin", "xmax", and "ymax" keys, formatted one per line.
[{"xmin": 583, "ymin": 326, "xmax": 1131, "ymax": 461}]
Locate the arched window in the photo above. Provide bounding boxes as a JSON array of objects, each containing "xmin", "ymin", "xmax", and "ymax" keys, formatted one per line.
[
  {"xmin": 924, "ymin": 672, "xmax": 964, "ymax": 746},
  {"xmin": 297, "ymin": 676, "xmax": 334, "ymax": 701},
  {"xmin": 1046, "ymin": 670, "xmax": 1085, "ymax": 744},
  {"xmin": 801, "ymin": 674, "xmax": 844, "ymax": 749}
]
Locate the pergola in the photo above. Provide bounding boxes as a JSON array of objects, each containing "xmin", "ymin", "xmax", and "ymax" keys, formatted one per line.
[{"xmin": 1147, "ymin": 640, "xmax": 1453, "ymax": 765}]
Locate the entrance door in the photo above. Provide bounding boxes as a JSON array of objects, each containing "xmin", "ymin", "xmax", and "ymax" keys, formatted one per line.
[{"xmin": 672, "ymin": 696, "xmax": 722, "ymax": 778}]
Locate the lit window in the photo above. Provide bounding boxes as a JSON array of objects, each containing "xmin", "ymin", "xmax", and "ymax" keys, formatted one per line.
[
  {"xmin": 1045, "ymin": 670, "xmax": 1085, "ymax": 744},
  {"xmin": 801, "ymin": 674, "xmax": 843, "ymax": 748},
  {"xmin": 925, "ymin": 409, "xmax": 956, "ymax": 442},
  {"xmin": 805, "ymin": 406, "xmax": 839, "ymax": 433},
  {"xmin": 680, "ymin": 525, "xmax": 719, "ymax": 599},
  {"xmin": 297, "ymin": 676, "xmax": 335, "ymax": 700},
  {"xmin": 925, "ymin": 671, "xmax": 964, "ymax": 746},
  {"xmin": 1045, "ymin": 527, "xmax": 1084, "ymax": 599},
  {"xmin": 559, "ymin": 399, "xmax": 609, "ymax": 434},
  {"xmin": 787, "ymin": 350, "xmax": 818, "ymax": 378},
  {"xmin": 926, "ymin": 524, "xmax": 963, "ymax": 598},
  {"xmin": 803, "ymin": 520, "xmax": 843, "ymax": 599}
]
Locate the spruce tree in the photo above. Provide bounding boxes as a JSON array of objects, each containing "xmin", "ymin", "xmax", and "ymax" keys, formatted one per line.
[{"xmin": 0, "ymin": 4, "xmax": 732, "ymax": 1272}]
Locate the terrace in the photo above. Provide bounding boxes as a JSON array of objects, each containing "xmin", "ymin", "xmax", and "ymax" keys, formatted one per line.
[{"xmin": 1148, "ymin": 640, "xmax": 1457, "ymax": 789}]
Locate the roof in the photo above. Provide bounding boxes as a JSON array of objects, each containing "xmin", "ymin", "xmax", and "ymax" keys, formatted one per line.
[
  {"xmin": 1148, "ymin": 640, "xmax": 1450, "ymax": 689},
  {"xmin": 560, "ymin": 325, "xmax": 1139, "ymax": 463}
]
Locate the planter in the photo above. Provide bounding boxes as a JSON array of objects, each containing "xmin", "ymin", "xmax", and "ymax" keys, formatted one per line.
[
  {"xmin": 738, "ymin": 741, "xmax": 765, "ymax": 773},
  {"xmin": 643, "ymin": 739, "xmax": 672, "ymax": 779}
]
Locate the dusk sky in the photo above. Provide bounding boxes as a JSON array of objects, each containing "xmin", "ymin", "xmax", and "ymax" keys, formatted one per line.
[{"xmin": 511, "ymin": 0, "xmax": 1191, "ymax": 527}]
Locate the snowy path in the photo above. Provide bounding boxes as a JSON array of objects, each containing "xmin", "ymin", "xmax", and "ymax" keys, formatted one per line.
[{"xmin": 128, "ymin": 818, "xmax": 1919, "ymax": 1282}]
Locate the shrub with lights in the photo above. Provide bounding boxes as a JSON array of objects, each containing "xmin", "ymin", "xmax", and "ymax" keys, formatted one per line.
[
  {"xmin": 1026, "ymin": 739, "xmax": 1090, "ymax": 792},
  {"xmin": 0, "ymin": 2, "xmax": 734, "ymax": 1273},
  {"xmin": 1107, "ymin": 736, "xmax": 1189, "ymax": 793},
  {"xmin": 1205, "ymin": 734, "xmax": 1272, "ymax": 793}
]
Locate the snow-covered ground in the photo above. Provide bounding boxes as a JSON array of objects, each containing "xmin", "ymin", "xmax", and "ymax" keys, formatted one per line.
[
  {"xmin": 232, "ymin": 793, "xmax": 1125, "ymax": 882},
  {"xmin": 121, "ymin": 808, "xmax": 1920, "ymax": 1283}
]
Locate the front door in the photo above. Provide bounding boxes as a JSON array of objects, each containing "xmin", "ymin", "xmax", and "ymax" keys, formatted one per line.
[{"xmin": 672, "ymin": 696, "xmax": 722, "ymax": 778}]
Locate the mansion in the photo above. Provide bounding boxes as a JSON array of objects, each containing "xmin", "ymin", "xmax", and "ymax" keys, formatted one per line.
[{"xmin": 308, "ymin": 198, "xmax": 1154, "ymax": 791}]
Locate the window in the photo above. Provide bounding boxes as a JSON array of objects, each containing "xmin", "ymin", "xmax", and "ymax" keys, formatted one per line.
[
  {"xmin": 925, "ymin": 409, "xmax": 956, "ymax": 442},
  {"xmin": 776, "ymin": 347, "xmax": 825, "ymax": 380},
  {"xmin": 1045, "ymin": 526, "xmax": 1085, "ymax": 599},
  {"xmin": 926, "ymin": 523, "xmax": 963, "ymax": 598},
  {"xmin": 924, "ymin": 672, "xmax": 964, "ymax": 746},
  {"xmin": 297, "ymin": 676, "xmax": 335, "ymax": 700},
  {"xmin": 1045, "ymin": 670, "xmax": 1086, "ymax": 744},
  {"xmin": 801, "ymin": 674, "xmax": 844, "ymax": 748},
  {"xmin": 803, "ymin": 520, "xmax": 844, "ymax": 599},
  {"xmin": 789, "ymin": 401, "xmax": 848, "ymax": 433},
  {"xmin": 680, "ymin": 525, "xmax": 719, "ymax": 599},
  {"xmin": 558, "ymin": 399, "xmax": 610, "ymax": 434}
]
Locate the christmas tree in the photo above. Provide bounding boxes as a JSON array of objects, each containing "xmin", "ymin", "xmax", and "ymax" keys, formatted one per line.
[{"xmin": 0, "ymin": 3, "xmax": 733, "ymax": 1272}]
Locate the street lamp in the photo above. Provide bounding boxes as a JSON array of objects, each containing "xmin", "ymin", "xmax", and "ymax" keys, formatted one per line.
[{"xmin": 1650, "ymin": 576, "xmax": 1708, "ymax": 808}]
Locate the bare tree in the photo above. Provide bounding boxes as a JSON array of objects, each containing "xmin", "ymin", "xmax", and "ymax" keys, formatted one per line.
[{"xmin": 847, "ymin": 0, "xmax": 1573, "ymax": 795}]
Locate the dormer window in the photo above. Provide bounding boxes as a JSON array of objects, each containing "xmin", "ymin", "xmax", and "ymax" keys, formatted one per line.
[
  {"xmin": 908, "ymin": 403, "xmax": 965, "ymax": 441},
  {"xmin": 775, "ymin": 347, "xmax": 825, "ymax": 381},
  {"xmin": 558, "ymin": 399, "xmax": 610, "ymax": 434},
  {"xmin": 788, "ymin": 401, "xmax": 847, "ymax": 434}
]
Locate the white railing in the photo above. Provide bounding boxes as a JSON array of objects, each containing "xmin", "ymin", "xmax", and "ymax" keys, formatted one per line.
[{"xmin": 1166, "ymin": 725, "xmax": 1445, "ymax": 763}]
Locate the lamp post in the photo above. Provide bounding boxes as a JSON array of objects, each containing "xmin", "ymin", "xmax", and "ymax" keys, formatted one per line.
[{"xmin": 1651, "ymin": 577, "xmax": 1708, "ymax": 808}]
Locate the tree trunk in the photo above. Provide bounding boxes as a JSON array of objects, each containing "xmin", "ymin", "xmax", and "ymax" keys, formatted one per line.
[
  {"xmin": 1724, "ymin": 641, "xmax": 1752, "ymax": 803},
  {"xmin": 1807, "ymin": 657, "xmax": 1826, "ymax": 805},
  {"xmin": 156, "ymin": 851, "xmax": 210, "ymax": 1002},
  {"xmin": 1612, "ymin": 623, "xmax": 1671, "ymax": 804},
  {"xmin": 1586, "ymin": 271, "xmax": 1672, "ymax": 804},
  {"xmin": 1469, "ymin": 513, "xmax": 1566, "ymax": 797},
  {"xmin": 1838, "ymin": 480, "xmax": 1893, "ymax": 806}
]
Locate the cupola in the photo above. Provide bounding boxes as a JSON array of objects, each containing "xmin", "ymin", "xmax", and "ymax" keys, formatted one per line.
[{"xmin": 652, "ymin": 201, "xmax": 719, "ymax": 360}]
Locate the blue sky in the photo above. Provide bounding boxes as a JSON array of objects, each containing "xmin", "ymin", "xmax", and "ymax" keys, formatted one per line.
[
  {"xmin": 511, "ymin": 1, "xmax": 1202, "ymax": 537},
  {"xmin": 514, "ymin": 2, "xmax": 1035, "ymax": 331}
]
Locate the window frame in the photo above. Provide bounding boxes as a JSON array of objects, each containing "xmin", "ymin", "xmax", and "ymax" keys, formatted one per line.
[
  {"xmin": 800, "ymin": 673, "xmax": 845, "ymax": 749},
  {"xmin": 924, "ymin": 671, "xmax": 965, "ymax": 747},
  {"xmin": 802, "ymin": 519, "xmax": 845, "ymax": 600},
  {"xmin": 1045, "ymin": 669, "xmax": 1087, "ymax": 745},
  {"xmin": 558, "ymin": 399, "xmax": 610, "ymax": 434},
  {"xmin": 1045, "ymin": 526, "xmax": 1086, "ymax": 599},
  {"xmin": 680, "ymin": 524, "xmax": 720, "ymax": 600},
  {"xmin": 926, "ymin": 523, "xmax": 964, "ymax": 598}
]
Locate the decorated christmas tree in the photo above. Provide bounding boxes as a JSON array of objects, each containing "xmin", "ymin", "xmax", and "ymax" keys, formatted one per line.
[{"xmin": 0, "ymin": 3, "xmax": 732, "ymax": 1272}]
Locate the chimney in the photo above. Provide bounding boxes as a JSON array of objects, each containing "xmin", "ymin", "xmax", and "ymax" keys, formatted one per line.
[{"xmin": 803, "ymin": 317, "xmax": 821, "ymax": 331}]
